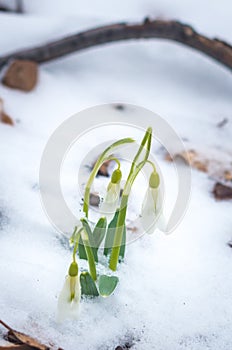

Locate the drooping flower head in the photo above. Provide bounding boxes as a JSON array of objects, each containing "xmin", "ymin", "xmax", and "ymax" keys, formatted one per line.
[
  {"xmin": 100, "ymin": 168, "xmax": 122, "ymax": 222},
  {"xmin": 57, "ymin": 261, "xmax": 81, "ymax": 322},
  {"xmin": 141, "ymin": 171, "xmax": 164, "ymax": 234}
]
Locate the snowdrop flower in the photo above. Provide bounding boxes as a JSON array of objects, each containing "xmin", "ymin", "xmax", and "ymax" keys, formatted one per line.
[
  {"xmin": 100, "ymin": 168, "xmax": 122, "ymax": 222},
  {"xmin": 141, "ymin": 171, "xmax": 164, "ymax": 234},
  {"xmin": 57, "ymin": 262, "xmax": 81, "ymax": 322}
]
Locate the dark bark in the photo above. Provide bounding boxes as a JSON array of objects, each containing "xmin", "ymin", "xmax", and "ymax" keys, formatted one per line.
[
  {"xmin": 0, "ymin": 0, "xmax": 23, "ymax": 13},
  {"xmin": 0, "ymin": 19, "xmax": 232, "ymax": 71}
]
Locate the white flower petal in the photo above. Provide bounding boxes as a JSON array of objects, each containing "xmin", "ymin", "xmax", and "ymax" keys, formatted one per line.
[
  {"xmin": 57, "ymin": 275, "xmax": 81, "ymax": 322},
  {"xmin": 141, "ymin": 187, "xmax": 163, "ymax": 234},
  {"xmin": 100, "ymin": 182, "xmax": 120, "ymax": 222}
]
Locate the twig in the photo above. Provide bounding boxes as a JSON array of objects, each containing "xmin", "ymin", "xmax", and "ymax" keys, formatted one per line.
[
  {"xmin": 0, "ymin": 19, "xmax": 231, "ymax": 71},
  {"xmin": 0, "ymin": 320, "xmax": 12, "ymax": 331}
]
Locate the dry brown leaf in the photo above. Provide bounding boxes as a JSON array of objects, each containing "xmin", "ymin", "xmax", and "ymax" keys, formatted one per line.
[
  {"xmin": 0, "ymin": 345, "xmax": 33, "ymax": 349},
  {"xmin": 1, "ymin": 113, "xmax": 14, "ymax": 126},
  {"xmin": 6, "ymin": 330, "xmax": 49, "ymax": 350},
  {"xmin": 95, "ymin": 159, "xmax": 112, "ymax": 177},
  {"xmin": 127, "ymin": 226, "xmax": 138, "ymax": 233},
  {"xmin": 0, "ymin": 98, "xmax": 14, "ymax": 126},
  {"xmin": 0, "ymin": 320, "xmax": 49, "ymax": 350},
  {"xmin": 165, "ymin": 150, "xmax": 208, "ymax": 172},
  {"xmin": 166, "ymin": 149, "xmax": 232, "ymax": 202},
  {"xmin": 0, "ymin": 98, "xmax": 3, "ymax": 112},
  {"xmin": 213, "ymin": 182, "xmax": 232, "ymax": 200},
  {"xmin": 165, "ymin": 149, "xmax": 232, "ymax": 183},
  {"xmin": 2, "ymin": 60, "xmax": 38, "ymax": 92},
  {"xmin": 224, "ymin": 170, "xmax": 232, "ymax": 181}
]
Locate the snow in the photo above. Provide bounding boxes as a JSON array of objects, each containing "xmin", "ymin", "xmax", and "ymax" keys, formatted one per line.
[{"xmin": 0, "ymin": 1, "xmax": 232, "ymax": 349}]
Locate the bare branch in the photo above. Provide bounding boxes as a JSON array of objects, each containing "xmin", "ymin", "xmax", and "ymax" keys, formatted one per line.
[{"xmin": 0, "ymin": 19, "xmax": 232, "ymax": 71}]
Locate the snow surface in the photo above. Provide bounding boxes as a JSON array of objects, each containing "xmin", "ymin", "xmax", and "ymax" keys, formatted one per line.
[{"xmin": 0, "ymin": 1, "xmax": 232, "ymax": 349}]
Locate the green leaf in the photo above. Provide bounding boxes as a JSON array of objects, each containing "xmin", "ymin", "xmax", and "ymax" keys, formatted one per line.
[
  {"xmin": 79, "ymin": 218, "xmax": 98, "ymax": 262},
  {"xmin": 98, "ymin": 275, "xmax": 119, "ymax": 297},
  {"xmin": 78, "ymin": 236, "xmax": 87, "ymax": 260},
  {"xmin": 80, "ymin": 271, "xmax": 99, "ymax": 297},
  {"xmin": 119, "ymin": 224, "xmax": 126, "ymax": 261},
  {"xmin": 104, "ymin": 210, "xmax": 126, "ymax": 261},
  {"xmin": 104, "ymin": 210, "xmax": 119, "ymax": 256},
  {"xmin": 93, "ymin": 217, "xmax": 107, "ymax": 250}
]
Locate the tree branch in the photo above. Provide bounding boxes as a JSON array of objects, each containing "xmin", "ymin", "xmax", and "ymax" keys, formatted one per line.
[
  {"xmin": 16, "ymin": 0, "xmax": 24, "ymax": 14},
  {"xmin": 0, "ymin": 19, "xmax": 232, "ymax": 71}
]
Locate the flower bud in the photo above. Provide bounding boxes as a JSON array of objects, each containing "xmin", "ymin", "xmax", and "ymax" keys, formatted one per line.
[
  {"xmin": 141, "ymin": 171, "xmax": 164, "ymax": 234},
  {"xmin": 111, "ymin": 168, "xmax": 122, "ymax": 184},
  {"xmin": 100, "ymin": 169, "xmax": 122, "ymax": 222},
  {"xmin": 69, "ymin": 262, "xmax": 78, "ymax": 277},
  {"xmin": 149, "ymin": 172, "xmax": 160, "ymax": 189}
]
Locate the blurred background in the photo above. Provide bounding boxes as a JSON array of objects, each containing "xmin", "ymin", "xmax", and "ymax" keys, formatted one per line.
[
  {"xmin": 0, "ymin": 0, "xmax": 231, "ymax": 143},
  {"xmin": 0, "ymin": 1, "xmax": 232, "ymax": 349}
]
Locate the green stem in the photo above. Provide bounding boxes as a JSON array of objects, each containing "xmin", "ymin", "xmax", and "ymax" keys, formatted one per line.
[
  {"xmin": 83, "ymin": 138, "xmax": 134, "ymax": 217},
  {"xmin": 109, "ymin": 127, "xmax": 153, "ymax": 270},
  {"xmin": 70, "ymin": 225, "xmax": 81, "ymax": 245},
  {"xmin": 109, "ymin": 195, "xmax": 128, "ymax": 270},
  {"xmin": 72, "ymin": 230, "xmax": 81, "ymax": 262},
  {"xmin": 109, "ymin": 161, "xmax": 146, "ymax": 270},
  {"xmin": 129, "ymin": 126, "xmax": 152, "ymax": 176},
  {"xmin": 146, "ymin": 160, "xmax": 157, "ymax": 172},
  {"xmin": 107, "ymin": 157, "xmax": 121, "ymax": 169},
  {"xmin": 80, "ymin": 223, "xmax": 97, "ymax": 281}
]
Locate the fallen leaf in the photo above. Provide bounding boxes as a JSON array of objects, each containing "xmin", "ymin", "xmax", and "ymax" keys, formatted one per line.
[
  {"xmin": 1, "ymin": 113, "xmax": 14, "ymax": 126},
  {"xmin": 127, "ymin": 226, "xmax": 138, "ymax": 233},
  {"xmin": 0, "ymin": 345, "xmax": 33, "ymax": 349},
  {"xmin": 0, "ymin": 98, "xmax": 14, "ymax": 126},
  {"xmin": 0, "ymin": 320, "xmax": 49, "ymax": 350},
  {"xmin": 165, "ymin": 149, "xmax": 232, "ymax": 182},
  {"xmin": 213, "ymin": 182, "xmax": 232, "ymax": 200},
  {"xmin": 2, "ymin": 60, "xmax": 38, "ymax": 92},
  {"xmin": 224, "ymin": 170, "xmax": 232, "ymax": 181},
  {"xmin": 96, "ymin": 159, "xmax": 111, "ymax": 177},
  {"xmin": 165, "ymin": 150, "xmax": 208, "ymax": 172}
]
